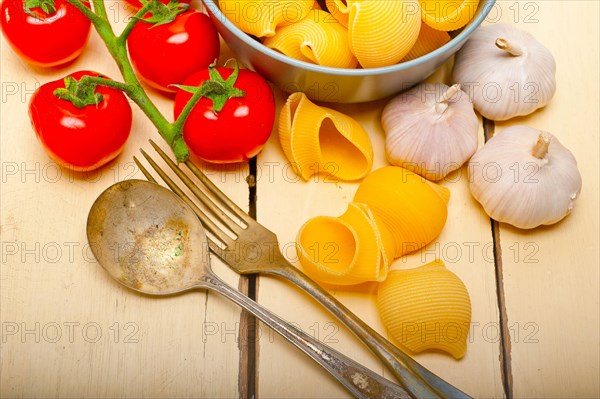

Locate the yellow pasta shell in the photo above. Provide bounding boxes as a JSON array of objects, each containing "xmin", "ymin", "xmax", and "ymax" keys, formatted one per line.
[
  {"xmin": 219, "ymin": 0, "xmax": 315, "ymax": 38},
  {"xmin": 263, "ymin": 10, "xmax": 358, "ymax": 68},
  {"xmin": 279, "ymin": 92, "xmax": 373, "ymax": 181},
  {"xmin": 325, "ymin": 0, "xmax": 349, "ymax": 27},
  {"xmin": 326, "ymin": 0, "xmax": 421, "ymax": 68},
  {"xmin": 420, "ymin": 0, "xmax": 480, "ymax": 31},
  {"xmin": 354, "ymin": 167, "xmax": 449, "ymax": 258},
  {"xmin": 377, "ymin": 260, "xmax": 472, "ymax": 359},
  {"xmin": 402, "ymin": 22, "xmax": 451, "ymax": 61},
  {"xmin": 296, "ymin": 203, "xmax": 395, "ymax": 285}
]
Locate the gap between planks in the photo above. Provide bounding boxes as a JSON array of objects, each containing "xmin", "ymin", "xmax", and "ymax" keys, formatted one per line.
[
  {"xmin": 238, "ymin": 121, "xmax": 515, "ymax": 398},
  {"xmin": 237, "ymin": 157, "xmax": 259, "ymax": 399},
  {"xmin": 483, "ymin": 117, "xmax": 514, "ymax": 399}
]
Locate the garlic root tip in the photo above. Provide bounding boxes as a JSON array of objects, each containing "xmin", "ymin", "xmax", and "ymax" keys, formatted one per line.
[
  {"xmin": 495, "ymin": 38, "xmax": 523, "ymax": 56},
  {"xmin": 435, "ymin": 84, "xmax": 461, "ymax": 114},
  {"xmin": 532, "ymin": 133, "xmax": 550, "ymax": 159}
]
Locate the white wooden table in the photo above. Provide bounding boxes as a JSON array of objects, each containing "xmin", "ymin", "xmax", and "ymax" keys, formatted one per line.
[{"xmin": 1, "ymin": 1, "xmax": 598, "ymax": 397}]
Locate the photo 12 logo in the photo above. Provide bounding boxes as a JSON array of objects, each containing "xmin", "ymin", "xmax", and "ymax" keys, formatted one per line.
[{"xmin": 2, "ymin": 321, "xmax": 140, "ymax": 344}]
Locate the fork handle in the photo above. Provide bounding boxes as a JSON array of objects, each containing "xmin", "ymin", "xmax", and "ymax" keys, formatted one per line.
[
  {"xmin": 267, "ymin": 264, "xmax": 472, "ymax": 399},
  {"xmin": 198, "ymin": 273, "xmax": 411, "ymax": 399}
]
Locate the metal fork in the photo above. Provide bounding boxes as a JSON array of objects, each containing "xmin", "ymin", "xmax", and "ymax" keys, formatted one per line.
[{"xmin": 135, "ymin": 140, "xmax": 471, "ymax": 399}]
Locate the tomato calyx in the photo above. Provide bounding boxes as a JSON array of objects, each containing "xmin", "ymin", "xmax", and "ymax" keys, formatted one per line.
[
  {"xmin": 23, "ymin": 0, "xmax": 56, "ymax": 17},
  {"xmin": 137, "ymin": 0, "xmax": 189, "ymax": 27},
  {"xmin": 174, "ymin": 62, "xmax": 246, "ymax": 113},
  {"xmin": 53, "ymin": 75, "xmax": 104, "ymax": 108}
]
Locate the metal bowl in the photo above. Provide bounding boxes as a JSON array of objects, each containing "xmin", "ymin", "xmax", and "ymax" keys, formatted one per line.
[{"xmin": 202, "ymin": 0, "xmax": 495, "ymax": 103}]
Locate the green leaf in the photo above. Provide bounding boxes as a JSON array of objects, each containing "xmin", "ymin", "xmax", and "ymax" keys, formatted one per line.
[
  {"xmin": 174, "ymin": 61, "xmax": 247, "ymax": 113},
  {"xmin": 171, "ymin": 84, "xmax": 203, "ymax": 94},
  {"xmin": 137, "ymin": 0, "xmax": 189, "ymax": 28},
  {"xmin": 24, "ymin": 0, "xmax": 56, "ymax": 17},
  {"xmin": 53, "ymin": 75, "xmax": 104, "ymax": 109}
]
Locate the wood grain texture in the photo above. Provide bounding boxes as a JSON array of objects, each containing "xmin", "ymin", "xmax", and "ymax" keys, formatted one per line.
[
  {"xmin": 0, "ymin": 3, "xmax": 245, "ymax": 397},
  {"xmin": 1, "ymin": 1, "xmax": 598, "ymax": 398},
  {"xmin": 255, "ymin": 69, "xmax": 504, "ymax": 397},
  {"xmin": 492, "ymin": 1, "xmax": 600, "ymax": 397}
]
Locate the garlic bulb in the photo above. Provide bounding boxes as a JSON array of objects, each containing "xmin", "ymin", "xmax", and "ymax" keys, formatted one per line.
[
  {"xmin": 469, "ymin": 125, "xmax": 582, "ymax": 229},
  {"xmin": 453, "ymin": 24, "xmax": 556, "ymax": 121},
  {"xmin": 382, "ymin": 83, "xmax": 479, "ymax": 181}
]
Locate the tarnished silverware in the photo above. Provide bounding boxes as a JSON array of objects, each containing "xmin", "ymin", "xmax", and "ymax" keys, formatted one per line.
[
  {"xmin": 87, "ymin": 179, "xmax": 411, "ymax": 399},
  {"xmin": 134, "ymin": 140, "xmax": 471, "ymax": 399}
]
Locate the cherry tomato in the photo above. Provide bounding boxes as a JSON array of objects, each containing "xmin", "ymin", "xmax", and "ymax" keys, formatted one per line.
[
  {"xmin": 124, "ymin": 0, "xmax": 189, "ymax": 9},
  {"xmin": 0, "ymin": 0, "xmax": 91, "ymax": 67},
  {"xmin": 29, "ymin": 71, "xmax": 133, "ymax": 171},
  {"xmin": 127, "ymin": 9, "xmax": 220, "ymax": 93},
  {"xmin": 173, "ymin": 65, "xmax": 275, "ymax": 163}
]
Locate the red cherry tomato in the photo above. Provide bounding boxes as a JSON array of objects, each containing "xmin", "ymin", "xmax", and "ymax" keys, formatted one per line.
[
  {"xmin": 0, "ymin": 0, "xmax": 91, "ymax": 67},
  {"xmin": 124, "ymin": 0, "xmax": 189, "ymax": 9},
  {"xmin": 173, "ymin": 66, "xmax": 275, "ymax": 163},
  {"xmin": 29, "ymin": 71, "xmax": 133, "ymax": 171},
  {"xmin": 127, "ymin": 10, "xmax": 220, "ymax": 93}
]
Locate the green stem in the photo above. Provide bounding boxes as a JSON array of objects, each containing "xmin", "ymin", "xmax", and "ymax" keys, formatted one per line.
[
  {"xmin": 172, "ymin": 84, "xmax": 206, "ymax": 134},
  {"xmin": 64, "ymin": 0, "xmax": 189, "ymax": 162},
  {"xmin": 118, "ymin": 1, "xmax": 153, "ymax": 44},
  {"xmin": 91, "ymin": 0, "xmax": 107, "ymax": 19},
  {"xmin": 80, "ymin": 75, "xmax": 129, "ymax": 92},
  {"xmin": 66, "ymin": 0, "xmax": 97, "ymax": 22}
]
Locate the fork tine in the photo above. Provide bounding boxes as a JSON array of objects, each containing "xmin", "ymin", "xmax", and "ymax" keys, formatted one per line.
[
  {"xmin": 133, "ymin": 156, "xmax": 158, "ymax": 184},
  {"xmin": 146, "ymin": 140, "xmax": 246, "ymax": 235},
  {"xmin": 180, "ymin": 149, "xmax": 254, "ymax": 225},
  {"xmin": 137, "ymin": 150, "xmax": 234, "ymax": 247}
]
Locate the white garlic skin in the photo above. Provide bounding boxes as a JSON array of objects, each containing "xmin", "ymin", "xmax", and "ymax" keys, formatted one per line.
[
  {"xmin": 469, "ymin": 125, "xmax": 582, "ymax": 229},
  {"xmin": 453, "ymin": 24, "xmax": 557, "ymax": 121},
  {"xmin": 382, "ymin": 83, "xmax": 479, "ymax": 181}
]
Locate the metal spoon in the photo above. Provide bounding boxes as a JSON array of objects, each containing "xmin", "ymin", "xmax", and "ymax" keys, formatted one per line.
[{"xmin": 86, "ymin": 180, "xmax": 411, "ymax": 399}]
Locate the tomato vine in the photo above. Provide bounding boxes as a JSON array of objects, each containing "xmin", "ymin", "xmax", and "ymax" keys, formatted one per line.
[{"xmin": 64, "ymin": 0, "xmax": 200, "ymax": 162}]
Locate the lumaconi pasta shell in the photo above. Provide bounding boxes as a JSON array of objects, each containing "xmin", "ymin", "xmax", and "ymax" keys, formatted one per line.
[
  {"xmin": 402, "ymin": 22, "xmax": 451, "ymax": 61},
  {"xmin": 354, "ymin": 166, "xmax": 449, "ymax": 258},
  {"xmin": 263, "ymin": 9, "xmax": 358, "ymax": 68},
  {"xmin": 219, "ymin": 0, "xmax": 315, "ymax": 38},
  {"xmin": 326, "ymin": 0, "xmax": 421, "ymax": 68},
  {"xmin": 377, "ymin": 260, "xmax": 472, "ymax": 359},
  {"xmin": 279, "ymin": 92, "xmax": 373, "ymax": 181},
  {"xmin": 296, "ymin": 203, "xmax": 395, "ymax": 285},
  {"xmin": 325, "ymin": 0, "xmax": 349, "ymax": 27},
  {"xmin": 420, "ymin": 0, "xmax": 480, "ymax": 31}
]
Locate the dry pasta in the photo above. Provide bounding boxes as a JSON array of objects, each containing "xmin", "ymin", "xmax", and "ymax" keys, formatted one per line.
[
  {"xmin": 296, "ymin": 203, "xmax": 394, "ymax": 285},
  {"xmin": 420, "ymin": 0, "xmax": 480, "ymax": 31},
  {"xmin": 325, "ymin": 0, "xmax": 421, "ymax": 68},
  {"xmin": 295, "ymin": 166, "xmax": 449, "ymax": 286},
  {"xmin": 377, "ymin": 260, "xmax": 472, "ymax": 359},
  {"xmin": 279, "ymin": 92, "xmax": 373, "ymax": 181},
  {"xmin": 402, "ymin": 22, "xmax": 451, "ymax": 61},
  {"xmin": 219, "ymin": 0, "xmax": 315, "ymax": 38},
  {"xmin": 354, "ymin": 166, "xmax": 450, "ymax": 258},
  {"xmin": 263, "ymin": 9, "xmax": 358, "ymax": 68}
]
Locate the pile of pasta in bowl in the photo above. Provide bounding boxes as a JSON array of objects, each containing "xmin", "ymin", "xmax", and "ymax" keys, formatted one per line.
[{"xmin": 219, "ymin": 0, "xmax": 480, "ymax": 69}]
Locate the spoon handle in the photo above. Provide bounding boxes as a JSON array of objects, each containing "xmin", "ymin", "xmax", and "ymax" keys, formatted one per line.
[{"xmin": 199, "ymin": 273, "xmax": 411, "ymax": 399}]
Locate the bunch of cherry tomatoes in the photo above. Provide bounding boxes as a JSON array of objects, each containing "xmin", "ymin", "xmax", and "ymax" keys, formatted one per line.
[{"xmin": 0, "ymin": 0, "xmax": 275, "ymax": 171}]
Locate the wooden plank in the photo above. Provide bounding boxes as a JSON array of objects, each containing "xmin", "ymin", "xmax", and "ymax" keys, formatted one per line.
[
  {"xmin": 492, "ymin": 1, "xmax": 600, "ymax": 397},
  {"xmin": 255, "ymin": 65, "xmax": 504, "ymax": 397},
  {"xmin": 0, "ymin": 3, "xmax": 244, "ymax": 397}
]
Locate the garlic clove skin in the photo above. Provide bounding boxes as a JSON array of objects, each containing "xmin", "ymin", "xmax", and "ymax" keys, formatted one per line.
[
  {"xmin": 382, "ymin": 83, "xmax": 479, "ymax": 181},
  {"xmin": 452, "ymin": 24, "xmax": 557, "ymax": 121},
  {"xmin": 468, "ymin": 125, "xmax": 582, "ymax": 229}
]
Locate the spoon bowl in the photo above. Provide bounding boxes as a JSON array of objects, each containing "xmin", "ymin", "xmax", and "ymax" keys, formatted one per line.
[{"xmin": 87, "ymin": 179, "xmax": 209, "ymax": 295}]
